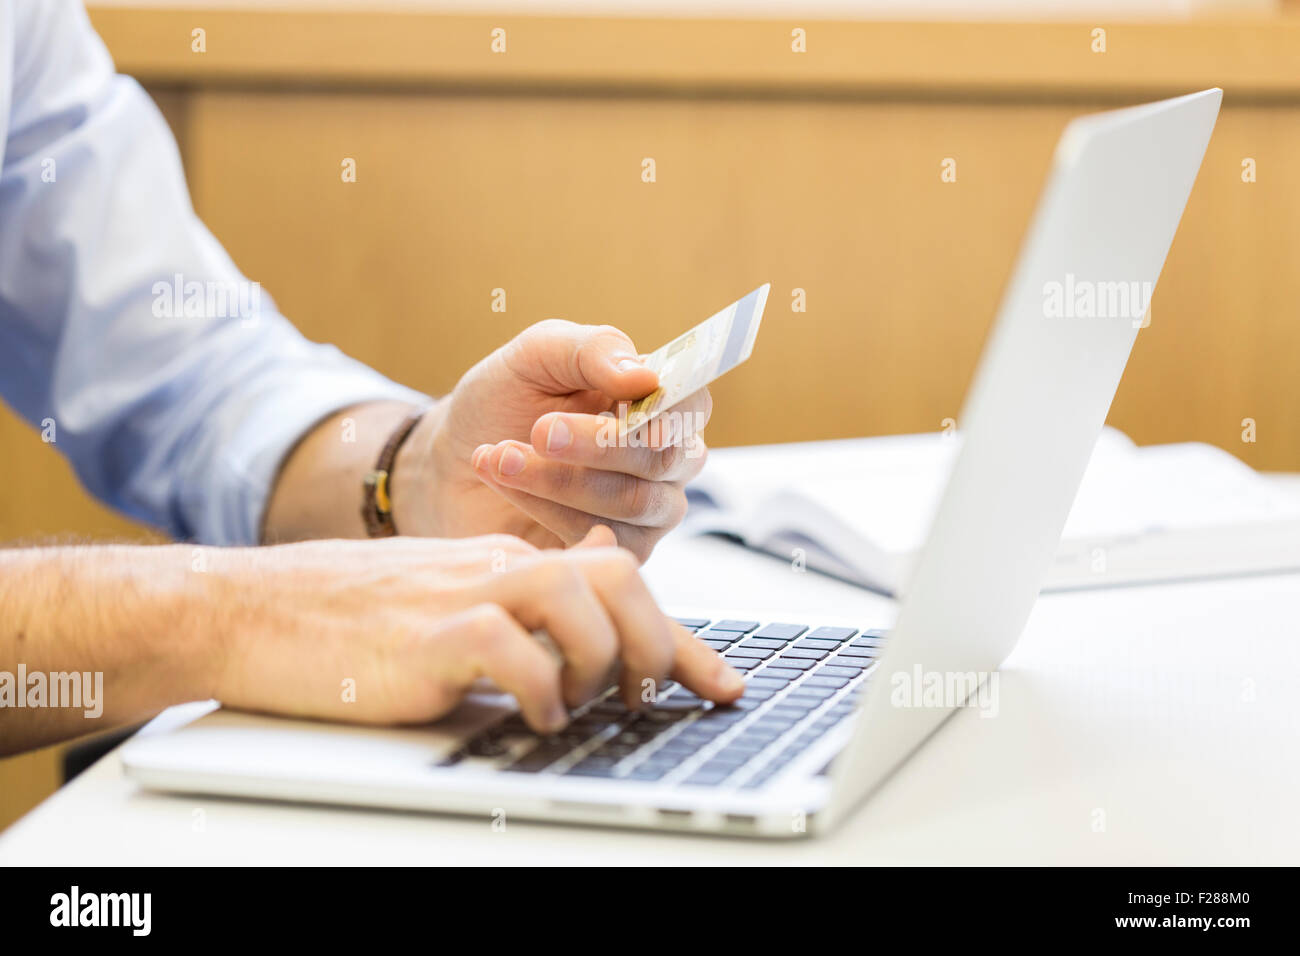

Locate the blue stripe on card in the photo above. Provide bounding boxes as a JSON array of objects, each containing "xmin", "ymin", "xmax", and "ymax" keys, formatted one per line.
[{"xmin": 718, "ymin": 287, "xmax": 762, "ymax": 373}]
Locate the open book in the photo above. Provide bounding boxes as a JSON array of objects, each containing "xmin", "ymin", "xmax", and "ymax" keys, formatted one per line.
[{"xmin": 685, "ymin": 428, "xmax": 1300, "ymax": 596}]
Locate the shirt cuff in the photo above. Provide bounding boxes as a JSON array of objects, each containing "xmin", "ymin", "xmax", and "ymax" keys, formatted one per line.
[{"xmin": 190, "ymin": 358, "xmax": 429, "ymax": 547}]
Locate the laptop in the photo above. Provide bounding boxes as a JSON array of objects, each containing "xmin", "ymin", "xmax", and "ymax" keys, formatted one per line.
[{"xmin": 122, "ymin": 89, "xmax": 1222, "ymax": 838}]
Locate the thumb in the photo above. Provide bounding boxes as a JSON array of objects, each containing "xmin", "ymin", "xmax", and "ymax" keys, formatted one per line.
[{"xmin": 509, "ymin": 320, "xmax": 658, "ymax": 399}]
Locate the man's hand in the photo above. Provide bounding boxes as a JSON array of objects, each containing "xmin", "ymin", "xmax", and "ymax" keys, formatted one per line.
[
  {"xmin": 392, "ymin": 321, "xmax": 711, "ymax": 562},
  {"xmin": 0, "ymin": 531, "xmax": 745, "ymax": 753},
  {"xmin": 214, "ymin": 527, "xmax": 742, "ymax": 733}
]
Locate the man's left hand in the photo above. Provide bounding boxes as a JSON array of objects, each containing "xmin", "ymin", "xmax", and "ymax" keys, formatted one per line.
[{"xmin": 392, "ymin": 320, "xmax": 711, "ymax": 562}]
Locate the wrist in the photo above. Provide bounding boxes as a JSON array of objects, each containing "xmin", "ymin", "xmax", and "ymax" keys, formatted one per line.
[
  {"xmin": 192, "ymin": 544, "xmax": 297, "ymax": 706},
  {"xmin": 160, "ymin": 544, "xmax": 238, "ymax": 704},
  {"xmin": 389, "ymin": 398, "xmax": 448, "ymax": 537}
]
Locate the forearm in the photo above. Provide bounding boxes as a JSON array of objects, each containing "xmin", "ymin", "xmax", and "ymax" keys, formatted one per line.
[
  {"xmin": 0, "ymin": 545, "xmax": 223, "ymax": 755},
  {"xmin": 261, "ymin": 400, "xmax": 432, "ymax": 543}
]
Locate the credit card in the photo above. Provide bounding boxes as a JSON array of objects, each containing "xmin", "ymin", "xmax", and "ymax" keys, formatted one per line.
[{"xmin": 619, "ymin": 283, "xmax": 770, "ymax": 437}]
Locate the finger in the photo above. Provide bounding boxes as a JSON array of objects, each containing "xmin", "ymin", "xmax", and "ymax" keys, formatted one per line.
[
  {"xmin": 565, "ymin": 547, "xmax": 745, "ymax": 708},
  {"xmin": 530, "ymin": 403, "xmax": 710, "ymax": 484},
  {"xmin": 574, "ymin": 524, "xmax": 618, "ymax": 549},
  {"xmin": 640, "ymin": 388, "xmax": 713, "ymax": 452},
  {"xmin": 532, "ymin": 389, "xmax": 711, "ymax": 460},
  {"xmin": 559, "ymin": 547, "xmax": 675, "ymax": 709},
  {"xmin": 474, "ymin": 556, "xmax": 621, "ymax": 708},
  {"xmin": 438, "ymin": 604, "xmax": 568, "ymax": 733},
  {"xmin": 468, "ymin": 474, "xmax": 660, "ymax": 561},
  {"xmin": 475, "ymin": 440, "xmax": 688, "ymax": 529},
  {"xmin": 669, "ymin": 627, "xmax": 746, "ymax": 705},
  {"xmin": 504, "ymin": 320, "xmax": 659, "ymax": 399}
]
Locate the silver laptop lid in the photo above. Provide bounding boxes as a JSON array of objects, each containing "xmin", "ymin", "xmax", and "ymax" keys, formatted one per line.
[{"xmin": 824, "ymin": 89, "xmax": 1222, "ymax": 828}]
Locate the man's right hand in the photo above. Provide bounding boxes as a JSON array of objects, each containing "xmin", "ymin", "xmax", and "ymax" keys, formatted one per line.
[{"xmin": 208, "ymin": 527, "xmax": 745, "ymax": 733}]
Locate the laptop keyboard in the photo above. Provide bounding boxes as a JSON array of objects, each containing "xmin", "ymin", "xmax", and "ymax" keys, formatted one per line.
[{"xmin": 436, "ymin": 619, "xmax": 888, "ymax": 791}]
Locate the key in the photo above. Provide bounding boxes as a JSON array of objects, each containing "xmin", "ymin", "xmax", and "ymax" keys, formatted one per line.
[
  {"xmin": 771, "ymin": 657, "xmax": 816, "ymax": 670},
  {"xmin": 565, "ymin": 764, "xmax": 620, "ymax": 778},
  {"xmin": 835, "ymin": 646, "xmax": 876, "ymax": 658},
  {"xmin": 804, "ymin": 675, "xmax": 850, "ymax": 690},
  {"xmin": 720, "ymin": 737, "xmax": 769, "ymax": 754},
  {"xmin": 701, "ymin": 753, "xmax": 750, "ymax": 771},
  {"xmin": 752, "ymin": 623, "xmax": 808, "ymax": 641},
  {"xmin": 503, "ymin": 742, "xmax": 570, "ymax": 772},
  {"xmin": 665, "ymin": 688, "xmax": 705, "ymax": 702},
  {"xmin": 592, "ymin": 742, "xmax": 638, "ymax": 758},
  {"xmin": 769, "ymin": 701, "xmax": 815, "ymax": 716},
  {"xmin": 699, "ymin": 629, "xmax": 745, "ymax": 642},
  {"xmin": 626, "ymin": 765, "xmax": 670, "ymax": 781},
  {"xmin": 795, "ymin": 638, "xmax": 840, "ymax": 651},
  {"xmin": 675, "ymin": 727, "xmax": 725, "ymax": 747},
  {"xmin": 756, "ymin": 668, "xmax": 802, "ymax": 682},
  {"xmin": 784, "ymin": 692, "xmax": 829, "ymax": 707},
  {"xmin": 752, "ymin": 716, "xmax": 798, "ymax": 733},
  {"xmin": 653, "ymin": 740, "xmax": 700, "ymax": 757},
  {"xmin": 805, "ymin": 626, "xmax": 857, "ymax": 642},
  {"xmin": 781, "ymin": 647, "xmax": 828, "ymax": 661},
  {"xmin": 738, "ymin": 637, "xmax": 789, "ymax": 650},
  {"xmin": 818, "ymin": 666, "xmax": 862, "ymax": 679},
  {"xmin": 672, "ymin": 617, "xmax": 711, "ymax": 630},
  {"xmin": 464, "ymin": 736, "xmax": 511, "ymax": 758},
  {"xmin": 565, "ymin": 755, "xmax": 620, "ymax": 777},
  {"xmin": 710, "ymin": 620, "xmax": 760, "ymax": 633},
  {"xmin": 653, "ymin": 696, "xmax": 709, "ymax": 712}
]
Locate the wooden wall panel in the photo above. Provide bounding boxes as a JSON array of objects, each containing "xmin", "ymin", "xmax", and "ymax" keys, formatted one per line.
[
  {"xmin": 1118, "ymin": 103, "xmax": 1300, "ymax": 464},
  {"xmin": 0, "ymin": 745, "xmax": 62, "ymax": 834},
  {"xmin": 186, "ymin": 90, "xmax": 1300, "ymax": 469}
]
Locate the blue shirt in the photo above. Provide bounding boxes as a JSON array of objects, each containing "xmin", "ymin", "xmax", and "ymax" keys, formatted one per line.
[{"xmin": 0, "ymin": 1, "xmax": 425, "ymax": 545}]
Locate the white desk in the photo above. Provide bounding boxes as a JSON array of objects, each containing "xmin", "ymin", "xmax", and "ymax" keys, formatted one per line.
[{"xmin": 2, "ymin": 530, "xmax": 1298, "ymax": 864}]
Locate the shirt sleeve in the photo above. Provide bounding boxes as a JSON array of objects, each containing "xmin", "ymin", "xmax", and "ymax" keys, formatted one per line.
[{"xmin": 0, "ymin": 0, "xmax": 428, "ymax": 545}]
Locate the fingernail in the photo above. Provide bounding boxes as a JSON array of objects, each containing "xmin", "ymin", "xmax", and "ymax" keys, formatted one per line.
[
  {"xmin": 545, "ymin": 705, "xmax": 569, "ymax": 734},
  {"xmin": 546, "ymin": 416, "xmax": 572, "ymax": 453},
  {"xmin": 498, "ymin": 446, "xmax": 526, "ymax": 477},
  {"xmin": 616, "ymin": 357, "xmax": 646, "ymax": 373},
  {"xmin": 716, "ymin": 660, "xmax": 746, "ymax": 695},
  {"xmin": 581, "ymin": 525, "xmax": 615, "ymax": 548},
  {"xmin": 471, "ymin": 444, "xmax": 492, "ymax": 469}
]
